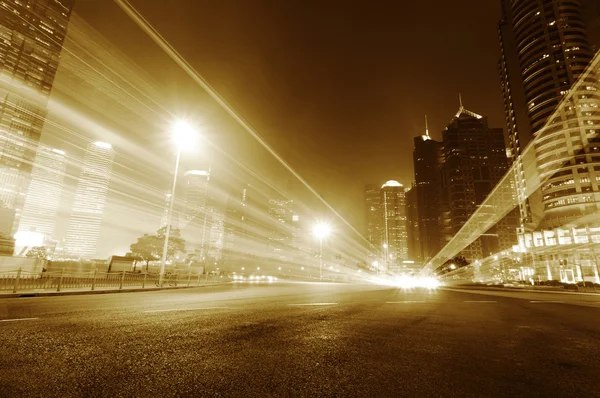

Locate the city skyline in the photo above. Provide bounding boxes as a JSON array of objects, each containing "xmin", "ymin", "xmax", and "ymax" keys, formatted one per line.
[
  {"xmin": 2, "ymin": 3, "xmax": 600, "ymax": 396},
  {"xmin": 0, "ymin": 0, "xmax": 597, "ymax": 267}
]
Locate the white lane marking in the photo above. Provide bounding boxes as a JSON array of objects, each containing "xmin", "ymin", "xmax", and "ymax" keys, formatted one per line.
[
  {"xmin": 530, "ymin": 301, "xmax": 565, "ymax": 304},
  {"xmin": 144, "ymin": 307, "xmax": 229, "ymax": 313},
  {"xmin": 0, "ymin": 317, "xmax": 39, "ymax": 323},
  {"xmin": 463, "ymin": 300, "xmax": 497, "ymax": 303},
  {"xmin": 288, "ymin": 303, "xmax": 338, "ymax": 306},
  {"xmin": 386, "ymin": 301, "xmax": 428, "ymax": 304}
]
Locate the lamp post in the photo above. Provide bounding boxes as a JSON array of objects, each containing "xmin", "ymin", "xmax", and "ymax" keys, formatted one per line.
[
  {"xmin": 313, "ymin": 222, "xmax": 331, "ymax": 281},
  {"xmin": 159, "ymin": 120, "xmax": 196, "ymax": 287}
]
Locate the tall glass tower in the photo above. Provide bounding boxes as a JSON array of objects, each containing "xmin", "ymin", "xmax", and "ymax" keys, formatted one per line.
[
  {"xmin": 17, "ymin": 146, "xmax": 67, "ymax": 240},
  {"xmin": 499, "ymin": 0, "xmax": 600, "ymax": 230},
  {"xmin": 0, "ymin": 0, "xmax": 74, "ymax": 235},
  {"xmin": 63, "ymin": 142, "xmax": 115, "ymax": 259}
]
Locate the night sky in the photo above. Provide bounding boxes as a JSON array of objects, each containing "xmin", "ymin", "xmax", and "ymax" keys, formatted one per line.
[{"xmin": 74, "ymin": 0, "xmax": 504, "ymax": 230}]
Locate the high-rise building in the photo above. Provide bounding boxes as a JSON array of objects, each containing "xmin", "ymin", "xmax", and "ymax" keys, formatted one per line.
[
  {"xmin": 412, "ymin": 119, "xmax": 444, "ymax": 262},
  {"xmin": 498, "ymin": 0, "xmax": 600, "ymax": 230},
  {"xmin": 439, "ymin": 103, "xmax": 515, "ymax": 261},
  {"xmin": 17, "ymin": 146, "xmax": 66, "ymax": 240},
  {"xmin": 204, "ymin": 205, "xmax": 224, "ymax": 265},
  {"xmin": 381, "ymin": 180, "xmax": 408, "ymax": 270},
  {"xmin": 267, "ymin": 196, "xmax": 294, "ymax": 260},
  {"xmin": 405, "ymin": 185, "xmax": 421, "ymax": 263},
  {"xmin": 63, "ymin": 142, "xmax": 115, "ymax": 259},
  {"xmin": 365, "ymin": 184, "xmax": 382, "ymax": 247},
  {"xmin": 223, "ymin": 181, "xmax": 271, "ymax": 271},
  {"xmin": 181, "ymin": 170, "xmax": 209, "ymax": 249},
  {"xmin": 0, "ymin": 0, "xmax": 74, "ymax": 234}
]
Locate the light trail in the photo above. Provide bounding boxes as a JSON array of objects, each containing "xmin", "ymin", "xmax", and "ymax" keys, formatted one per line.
[{"xmin": 113, "ymin": 0, "xmax": 371, "ymax": 247}]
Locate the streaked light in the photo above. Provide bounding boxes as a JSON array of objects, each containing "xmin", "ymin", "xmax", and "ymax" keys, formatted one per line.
[
  {"xmin": 184, "ymin": 170, "xmax": 208, "ymax": 176},
  {"xmin": 94, "ymin": 141, "xmax": 112, "ymax": 149}
]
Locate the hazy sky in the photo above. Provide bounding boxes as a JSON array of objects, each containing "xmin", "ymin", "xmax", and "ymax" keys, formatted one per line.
[{"xmin": 71, "ymin": 0, "xmax": 504, "ymax": 236}]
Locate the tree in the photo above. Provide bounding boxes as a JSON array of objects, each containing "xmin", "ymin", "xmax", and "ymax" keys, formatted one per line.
[
  {"xmin": 156, "ymin": 226, "xmax": 186, "ymax": 260},
  {"xmin": 129, "ymin": 226, "xmax": 186, "ymax": 271},
  {"xmin": 26, "ymin": 246, "xmax": 47, "ymax": 259}
]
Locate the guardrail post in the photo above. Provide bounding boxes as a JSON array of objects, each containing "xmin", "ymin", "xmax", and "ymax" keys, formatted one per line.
[
  {"xmin": 57, "ymin": 268, "xmax": 65, "ymax": 292},
  {"xmin": 142, "ymin": 273, "xmax": 147, "ymax": 289},
  {"xmin": 91, "ymin": 268, "xmax": 98, "ymax": 291},
  {"xmin": 187, "ymin": 269, "xmax": 192, "ymax": 286},
  {"xmin": 12, "ymin": 267, "xmax": 22, "ymax": 294},
  {"xmin": 119, "ymin": 270, "xmax": 125, "ymax": 290}
]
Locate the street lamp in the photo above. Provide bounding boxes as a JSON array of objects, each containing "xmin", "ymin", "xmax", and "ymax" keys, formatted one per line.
[
  {"xmin": 313, "ymin": 222, "xmax": 331, "ymax": 281},
  {"xmin": 159, "ymin": 119, "xmax": 196, "ymax": 287}
]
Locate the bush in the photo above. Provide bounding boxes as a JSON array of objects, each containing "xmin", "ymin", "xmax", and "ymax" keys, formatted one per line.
[{"xmin": 563, "ymin": 283, "xmax": 579, "ymax": 290}]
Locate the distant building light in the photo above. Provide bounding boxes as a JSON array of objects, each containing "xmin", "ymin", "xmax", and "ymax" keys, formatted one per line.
[
  {"xmin": 292, "ymin": 215, "xmax": 299, "ymax": 221},
  {"xmin": 94, "ymin": 141, "xmax": 112, "ymax": 149},
  {"xmin": 382, "ymin": 180, "xmax": 403, "ymax": 189},
  {"xmin": 184, "ymin": 170, "xmax": 209, "ymax": 177}
]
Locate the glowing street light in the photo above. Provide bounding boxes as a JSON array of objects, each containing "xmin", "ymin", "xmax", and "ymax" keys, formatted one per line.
[
  {"xmin": 313, "ymin": 222, "xmax": 331, "ymax": 281},
  {"xmin": 159, "ymin": 119, "xmax": 197, "ymax": 287}
]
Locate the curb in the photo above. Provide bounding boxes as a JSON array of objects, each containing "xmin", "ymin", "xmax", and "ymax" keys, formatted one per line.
[{"xmin": 0, "ymin": 283, "xmax": 229, "ymax": 299}]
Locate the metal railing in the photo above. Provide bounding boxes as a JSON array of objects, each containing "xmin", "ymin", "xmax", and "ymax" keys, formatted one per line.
[{"xmin": 0, "ymin": 268, "xmax": 230, "ymax": 294}]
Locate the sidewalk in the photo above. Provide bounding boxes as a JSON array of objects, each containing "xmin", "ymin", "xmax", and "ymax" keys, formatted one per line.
[
  {"xmin": 0, "ymin": 283, "xmax": 228, "ymax": 299},
  {"xmin": 445, "ymin": 284, "xmax": 600, "ymax": 296}
]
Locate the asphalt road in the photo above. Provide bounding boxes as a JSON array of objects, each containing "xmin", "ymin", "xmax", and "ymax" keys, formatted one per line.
[{"xmin": 1, "ymin": 282, "xmax": 600, "ymax": 397}]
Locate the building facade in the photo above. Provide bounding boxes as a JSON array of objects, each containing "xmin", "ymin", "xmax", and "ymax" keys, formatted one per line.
[
  {"xmin": 0, "ymin": 0, "xmax": 73, "ymax": 235},
  {"xmin": 381, "ymin": 180, "xmax": 408, "ymax": 270},
  {"xmin": 439, "ymin": 104, "xmax": 515, "ymax": 261},
  {"xmin": 364, "ymin": 183, "xmax": 382, "ymax": 248},
  {"xmin": 181, "ymin": 169, "xmax": 209, "ymax": 250},
  {"xmin": 412, "ymin": 126, "xmax": 444, "ymax": 262},
  {"xmin": 62, "ymin": 142, "xmax": 115, "ymax": 259},
  {"xmin": 499, "ymin": 0, "xmax": 600, "ymax": 231},
  {"xmin": 405, "ymin": 185, "xmax": 421, "ymax": 263},
  {"xmin": 16, "ymin": 146, "xmax": 66, "ymax": 241}
]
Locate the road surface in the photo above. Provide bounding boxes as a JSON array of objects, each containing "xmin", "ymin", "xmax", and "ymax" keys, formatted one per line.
[{"xmin": 1, "ymin": 282, "xmax": 599, "ymax": 397}]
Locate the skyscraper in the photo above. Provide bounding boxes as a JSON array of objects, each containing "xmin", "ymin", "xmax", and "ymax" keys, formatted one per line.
[
  {"xmin": 364, "ymin": 184, "xmax": 382, "ymax": 246},
  {"xmin": 498, "ymin": 0, "xmax": 600, "ymax": 230},
  {"xmin": 17, "ymin": 146, "xmax": 66, "ymax": 240},
  {"xmin": 0, "ymin": 0, "xmax": 74, "ymax": 234},
  {"xmin": 412, "ymin": 119, "xmax": 444, "ymax": 262},
  {"xmin": 204, "ymin": 205, "xmax": 225, "ymax": 265},
  {"xmin": 381, "ymin": 180, "xmax": 408, "ymax": 270},
  {"xmin": 405, "ymin": 185, "xmax": 421, "ymax": 263},
  {"xmin": 181, "ymin": 170, "xmax": 209, "ymax": 250},
  {"xmin": 63, "ymin": 142, "xmax": 115, "ymax": 259},
  {"xmin": 439, "ymin": 103, "xmax": 515, "ymax": 261}
]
